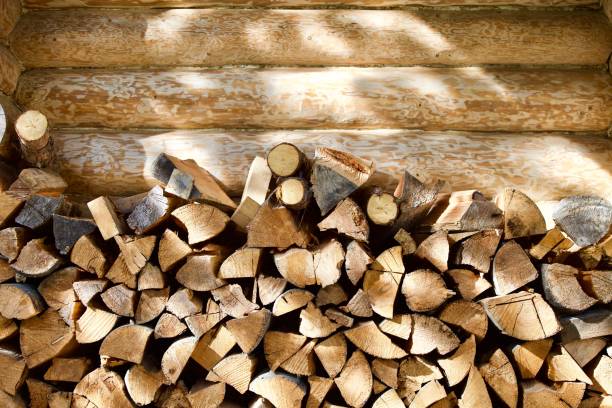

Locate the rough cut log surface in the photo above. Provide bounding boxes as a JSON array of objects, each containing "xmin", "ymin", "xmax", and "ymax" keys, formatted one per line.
[
  {"xmin": 0, "ymin": 0, "xmax": 20, "ymax": 42},
  {"xmin": 0, "ymin": 46, "xmax": 20, "ymax": 96},
  {"xmin": 17, "ymin": 68, "xmax": 612, "ymax": 132}
]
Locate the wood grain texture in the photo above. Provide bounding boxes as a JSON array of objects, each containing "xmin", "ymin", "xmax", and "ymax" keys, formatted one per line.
[
  {"xmin": 16, "ymin": 67, "xmax": 612, "ymax": 132},
  {"xmin": 0, "ymin": 45, "xmax": 21, "ymax": 96},
  {"xmin": 11, "ymin": 9, "xmax": 612, "ymax": 68},
  {"xmin": 50, "ymin": 129, "xmax": 612, "ymax": 201},
  {"xmin": 0, "ymin": 0, "xmax": 20, "ymax": 43},
  {"xmin": 604, "ymin": 0, "xmax": 612, "ymax": 23},
  {"xmin": 0, "ymin": 92, "xmax": 20, "ymax": 160}
]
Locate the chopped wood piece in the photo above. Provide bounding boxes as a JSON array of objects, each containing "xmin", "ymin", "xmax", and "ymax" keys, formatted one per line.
[
  {"xmin": 280, "ymin": 339, "xmax": 317, "ymax": 376},
  {"xmin": 547, "ymin": 346, "xmax": 592, "ymax": 384},
  {"xmin": 276, "ymin": 178, "xmax": 310, "ymax": 210},
  {"xmin": 394, "ymin": 228, "xmax": 417, "ymax": 255},
  {"xmin": 113, "ymin": 235, "xmax": 156, "ymax": 275},
  {"xmin": 439, "ymin": 335, "xmax": 476, "ymax": 386},
  {"xmin": 0, "ymin": 284, "xmax": 44, "ymax": 319},
  {"xmin": 211, "ymin": 353, "xmax": 256, "ymax": 394},
  {"xmin": 101, "ymin": 284, "xmax": 137, "ymax": 317},
  {"xmin": 109, "ymin": 192, "xmax": 148, "ymax": 215},
  {"xmin": 311, "ymin": 147, "xmax": 373, "ymax": 215},
  {"xmin": 410, "ymin": 314, "xmax": 459, "ymax": 355},
  {"xmin": 212, "ymin": 284, "xmax": 257, "ymax": 318},
  {"xmin": 16, "ymin": 195, "xmax": 69, "ymax": 230},
  {"xmin": 411, "ymin": 380, "xmax": 447, "ymax": 408},
  {"xmin": 479, "ymin": 349, "xmax": 518, "ymax": 408},
  {"xmin": 522, "ymin": 380, "xmax": 585, "ymax": 408},
  {"xmin": 454, "ymin": 230, "xmax": 501, "ymax": 273},
  {"xmin": 313, "ymin": 239, "xmax": 344, "ymax": 287},
  {"xmin": 591, "ymin": 355, "xmax": 612, "ymax": 394},
  {"xmin": 161, "ymin": 336, "xmax": 197, "ymax": 384},
  {"xmin": 125, "ymin": 361, "xmax": 164, "ymax": 406},
  {"xmin": 578, "ymin": 245, "xmax": 603, "ymax": 269},
  {"xmin": 87, "ymin": 196, "xmax": 128, "ymax": 240},
  {"xmin": 257, "ymin": 274, "xmax": 287, "ymax": 305},
  {"xmin": 345, "ymin": 321, "xmax": 407, "ymax": 359},
  {"xmin": 15, "ymin": 110, "xmax": 52, "ymax": 168},
  {"xmin": 192, "ymin": 325, "xmax": 236, "ymax": 370},
  {"xmin": 250, "ymin": 372, "xmax": 306, "ymax": 408},
  {"xmin": 430, "ymin": 191, "xmax": 503, "ymax": 232},
  {"xmin": 74, "ymin": 368, "xmax": 132, "ymax": 408},
  {"xmin": 299, "ymin": 302, "xmax": 339, "ymax": 338},
  {"xmin": 155, "ymin": 313, "xmax": 188, "ymax": 339},
  {"xmin": 398, "ymin": 356, "xmax": 443, "ymax": 391},
  {"xmin": 100, "ymin": 324, "xmax": 152, "ymax": 364},
  {"xmin": 341, "ymin": 288, "xmax": 373, "ymax": 317},
  {"xmin": 415, "ymin": 231, "xmax": 449, "ymax": 272},
  {"xmin": 230, "ymin": 197, "xmax": 260, "ymax": 232},
  {"xmin": 541, "ymin": 263, "xmax": 597, "ymax": 312},
  {"xmin": 529, "ymin": 228, "xmax": 572, "ymax": 260},
  {"xmin": 306, "ymin": 376, "xmax": 333, "ymax": 408},
  {"xmin": 563, "ymin": 338, "xmax": 606, "ymax": 367},
  {"xmin": 372, "ymin": 379, "xmax": 388, "ymax": 396},
  {"xmin": 158, "ymin": 229, "xmax": 191, "ymax": 272},
  {"xmin": 247, "ymin": 204, "xmax": 310, "ymax": 249},
  {"xmin": 52, "ymin": 215, "xmax": 97, "ymax": 255},
  {"xmin": 13, "ymin": 238, "xmax": 62, "ymax": 278},
  {"xmin": 394, "ymin": 170, "xmax": 442, "ymax": 231},
  {"xmin": 106, "ymin": 254, "xmax": 137, "ymax": 288},
  {"xmin": 38, "ymin": 267, "xmax": 80, "ymax": 324},
  {"xmin": 553, "ymin": 195, "xmax": 612, "ymax": 247},
  {"xmin": 367, "ymin": 190, "xmax": 398, "ymax": 226},
  {"xmin": 187, "ymin": 380, "xmax": 225, "ymax": 408},
  {"xmin": 581, "ymin": 270, "xmax": 612, "ymax": 303},
  {"xmin": 240, "ymin": 156, "xmax": 272, "ymax": 206},
  {"xmin": 559, "ymin": 308, "xmax": 612, "ymax": 342},
  {"xmin": 313, "ymin": 332, "xmax": 346, "ymax": 378},
  {"xmin": 364, "ymin": 246, "xmax": 404, "ymax": 318},
  {"xmin": 73, "ymin": 279, "xmax": 108, "ymax": 306},
  {"xmin": 492, "ymin": 240, "xmax": 538, "ymax": 295},
  {"xmin": 44, "ymin": 357, "xmax": 91, "ymax": 383},
  {"xmin": 317, "ymin": 284, "xmax": 347, "ymax": 307},
  {"xmin": 26, "ymin": 379, "xmax": 55, "ymax": 408},
  {"xmin": 0, "ymin": 315, "xmax": 17, "ymax": 341},
  {"xmin": 318, "ymin": 198, "xmax": 369, "ymax": 242},
  {"xmin": 8, "ymin": 168, "xmax": 66, "ymax": 198},
  {"xmin": 127, "ymin": 186, "xmax": 174, "ymax": 234},
  {"xmin": 267, "ymin": 143, "xmax": 304, "ymax": 177},
  {"xmin": 379, "ymin": 314, "xmax": 412, "ymax": 340},
  {"xmin": 438, "ymin": 299, "xmax": 488, "ymax": 341},
  {"xmin": 264, "ymin": 331, "xmax": 307, "ymax": 371},
  {"xmin": 172, "ymin": 203, "xmax": 229, "ymax": 245},
  {"xmin": 447, "ymin": 269, "xmax": 492, "ymax": 300},
  {"xmin": 0, "ymin": 227, "xmax": 26, "ymax": 261},
  {"xmin": 165, "ymin": 168, "xmax": 194, "ymax": 199},
  {"xmin": 0, "ymin": 193, "xmax": 23, "ymax": 228},
  {"xmin": 0, "ymin": 349, "xmax": 26, "ymax": 396},
  {"xmin": 372, "ymin": 358, "xmax": 398, "ymax": 388},
  {"xmin": 274, "ymin": 249, "xmax": 315, "ymax": 288},
  {"xmin": 75, "ymin": 307, "xmax": 118, "ymax": 344},
  {"xmin": 185, "ymin": 299, "xmax": 225, "ymax": 338},
  {"xmin": 166, "ymin": 288, "xmax": 202, "ymax": 319},
  {"xmin": 138, "ymin": 263, "xmax": 165, "ymax": 290},
  {"xmin": 402, "ymin": 269, "xmax": 454, "ymax": 312},
  {"xmin": 176, "ymin": 254, "xmax": 225, "ymax": 291},
  {"xmin": 20, "ymin": 309, "xmax": 76, "ymax": 368},
  {"xmin": 226, "ymin": 309, "xmax": 271, "ymax": 353},
  {"xmin": 0, "ymin": 259, "xmax": 13, "ymax": 282},
  {"xmin": 155, "ymin": 384, "xmax": 190, "ymax": 408},
  {"xmin": 70, "ymin": 234, "xmax": 108, "ymax": 278},
  {"xmin": 458, "ymin": 366, "xmax": 491, "ymax": 408},
  {"xmin": 135, "ymin": 288, "xmax": 169, "ymax": 324},
  {"xmin": 373, "ymin": 389, "xmax": 404, "ymax": 408},
  {"xmin": 511, "ymin": 339, "xmax": 553, "ymax": 379},
  {"xmin": 219, "ymin": 247, "xmax": 262, "ymax": 279},
  {"xmin": 482, "ymin": 291, "xmax": 560, "ymax": 340},
  {"xmin": 498, "ymin": 188, "xmax": 546, "ymax": 239},
  {"xmin": 335, "ymin": 351, "xmax": 372, "ymax": 408}
]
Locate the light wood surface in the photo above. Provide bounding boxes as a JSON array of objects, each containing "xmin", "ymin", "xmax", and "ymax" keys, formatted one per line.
[
  {"xmin": 11, "ymin": 9, "xmax": 612, "ymax": 68},
  {"xmin": 0, "ymin": 0, "xmax": 20, "ymax": 43},
  {"xmin": 16, "ymin": 68, "xmax": 612, "ymax": 131},
  {"xmin": 49, "ymin": 129, "xmax": 612, "ymax": 201}
]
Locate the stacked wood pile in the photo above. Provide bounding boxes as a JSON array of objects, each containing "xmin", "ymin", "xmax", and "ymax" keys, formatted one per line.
[{"xmin": 0, "ymin": 141, "xmax": 610, "ymax": 408}]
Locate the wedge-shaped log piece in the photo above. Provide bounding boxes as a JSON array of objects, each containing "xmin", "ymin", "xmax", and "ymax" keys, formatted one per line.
[
  {"xmin": 0, "ymin": 227, "xmax": 27, "ymax": 262},
  {"xmin": 100, "ymin": 325, "xmax": 152, "ymax": 364},
  {"xmin": 410, "ymin": 314, "xmax": 459, "ymax": 355},
  {"xmin": 73, "ymin": 279, "xmax": 108, "ymax": 306},
  {"xmin": 493, "ymin": 240, "xmax": 538, "ymax": 295},
  {"xmin": 172, "ymin": 203, "xmax": 229, "ymax": 245},
  {"xmin": 313, "ymin": 239, "xmax": 344, "ymax": 287},
  {"xmin": 75, "ymin": 307, "xmax": 118, "ymax": 344},
  {"xmin": 192, "ymin": 326, "xmax": 236, "ymax": 370},
  {"xmin": 20, "ymin": 309, "xmax": 76, "ymax": 368},
  {"xmin": 373, "ymin": 389, "xmax": 404, "ymax": 408},
  {"xmin": 106, "ymin": 254, "xmax": 136, "ymax": 288},
  {"xmin": 379, "ymin": 314, "xmax": 412, "ymax": 340},
  {"xmin": 38, "ymin": 266, "xmax": 79, "ymax": 315},
  {"xmin": 523, "ymin": 381, "xmax": 585, "ymax": 408},
  {"xmin": 187, "ymin": 380, "xmax": 225, "ymax": 408},
  {"xmin": 226, "ymin": 309, "xmax": 271, "ymax": 354},
  {"xmin": 212, "ymin": 284, "xmax": 258, "ymax": 318},
  {"xmin": 219, "ymin": 247, "xmax": 262, "ymax": 279},
  {"xmin": 511, "ymin": 339, "xmax": 553, "ymax": 379},
  {"xmin": 427, "ymin": 190, "xmax": 500, "ymax": 232},
  {"xmin": 135, "ymin": 288, "xmax": 169, "ymax": 324},
  {"xmin": 26, "ymin": 378, "xmax": 55, "ymax": 408},
  {"xmin": 311, "ymin": 148, "xmax": 374, "ymax": 215},
  {"xmin": 415, "ymin": 231, "xmax": 449, "ymax": 272},
  {"xmin": 541, "ymin": 263, "xmax": 597, "ymax": 312},
  {"xmin": 547, "ymin": 346, "xmax": 592, "ymax": 384},
  {"xmin": 0, "ymin": 260, "xmax": 13, "ymax": 283},
  {"xmin": 438, "ymin": 299, "xmax": 488, "ymax": 341},
  {"xmin": 257, "ymin": 274, "xmax": 286, "ymax": 305},
  {"xmin": 185, "ymin": 299, "xmax": 225, "ymax": 338},
  {"xmin": 212, "ymin": 353, "xmax": 256, "ymax": 394},
  {"xmin": 87, "ymin": 196, "xmax": 128, "ymax": 240},
  {"xmin": 74, "ymin": 368, "xmax": 132, "ymax": 408},
  {"xmin": 127, "ymin": 186, "xmax": 174, "ymax": 234},
  {"xmin": 563, "ymin": 337, "xmax": 606, "ymax": 367},
  {"xmin": 0, "ymin": 284, "xmax": 44, "ymax": 319},
  {"xmin": 580, "ymin": 270, "xmax": 612, "ymax": 304},
  {"xmin": 274, "ymin": 249, "xmax": 315, "ymax": 288},
  {"xmin": 363, "ymin": 246, "xmax": 404, "ymax": 318},
  {"xmin": 13, "ymin": 238, "xmax": 62, "ymax": 278},
  {"xmin": 335, "ymin": 351, "xmax": 372, "ymax": 408},
  {"xmin": 447, "ymin": 269, "xmax": 492, "ymax": 300},
  {"xmin": 345, "ymin": 240, "xmax": 373, "ymax": 285},
  {"xmin": 454, "ymin": 230, "xmax": 501, "ymax": 273},
  {"xmin": 316, "ymin": 284, "xmax": 347, "ymax": 307},
  {"xmin": 559, "ymin": 308, "xmax": 612, "ymax": 342},
  {"xmin": 342, "ymin": 288, "xmax": 373, "ymax": 317},
  {"xmin": 0, "ymin": 193, "xmax": 23, "ymax": 228},
  {"xmin": 479, "ymin": 349, "xmax": 518, "ymax": 408},
  {"xmin": 318, "ymin": 198, "xmax": 369, "ymax": 242},
  {"xmin": 16, "ymin": 195, "xmax": 69, "ymax": 230},
  {"xmin": 481, "ymin": 292, "xmax": 560, "ymax": 340},
  {"xmin": 280, "ymin": 339, "xmax": 317, "ymax": 376},
  {"xmin": 114, "ymin": 235, "xmax": 156, "ymax": 275},
  {"xmin": 553, "ymin": 195, "xmax": 612, "ymax": 247},
  {"xmin": 591, "ymin": 355, "xmax": 612, "ymax": 394},
  {"xmin": 264, "ymin": 331, "xmax": 307, "ymax": 371},
  {"xmin": 410, "ymin": 380, "xmax": 447, "ymax": 408},
  {"xmin": 497, "ymin": 188, "xmax": 546, "ymax": 239},
  {"xmin": 529, "ymin": 227, "xmax": 571, "ymax": 260},
  {"xmin": 158, "ymin": 229, "xmax": 191, "ymax": 272},
  {"xmin": 372, "ymin": 358, "xmax": 398, "ymax": 388},
  {"xmin": 154, "ymin": 313, "xmax": 187, "ymax": 339},
  {"xmin": 458, "ymin": 366, "xmax": 491, "ymax": 408},
  {"xmin": 101, "ymin": 284, "xmax": 137, "ymax": 317},
  {"xmin": 439, "ymin": 335, "xmax": 476, "ymax": 386},
  {"xmin": 402, "ymin": 269, "xmax": 454, "ymax": 312},
  {"xmin": 138, "ymin": 263, "xmax": 165, "ymax": 290},
  {"xmin": 247, "ymin": 204, "xmax": 310, "ymax": 249},
  {"xmin": 125, "ymin": 361, "xmax": 164, "ymax": 406},
  {"xmin": 160, "ymin": 336, "xmax": 197, "ymax": 385},
  {"xmin": 8, "ymin": 168, "xmax": 66, "ymax": 198},
  {"xmin": 70, "ymin": 234, "xmax": 108, "ymax": 278},
  {"xmin": 166, "ymin": 288, "xmax": 202, "ymax": 319},
  {"xmin": 176, "ymin": 254, "xmax": 225, "ymax": 291},
  {"xmin": 165, "ymin": 168, "xmax": 193, "ymax": 199},
  {"xmin": 345, "ymin": 321, "xmax": 407, "ymax": 359},
  {"xmin": 314, "ymin": 333, "xmax": 346, "ymax": 378},
  {"xmin": 0, "ymin": 349, "xmax": 27, "ymax": 396},
  {"xmin": 53, "ymin": 215, "xmax": 97, "ymax": 255},
  {"xmin": 44, "ymin": 357, "xmax": 91, "ymax": 383},
  {"xmin": 250, "ymin": 372, "xmax": 306, "ymax": 408},
  {"xmin": 299, "ymin": 302, "xmax": 339, "ymax": 338},
  {"xmin": 306, "ymin": 376, "xmax": 333, "ymax": 408},
  {"xmin": 0, "ymin": 315, "xmax": 17, "ymax": 341},
  {"xmin": 326, "ymin": 309, "xmax": 353, "ymax": 327},
  {"xmin": 155, "ymin": 384, "xmax": 190, "ymax": 408}
]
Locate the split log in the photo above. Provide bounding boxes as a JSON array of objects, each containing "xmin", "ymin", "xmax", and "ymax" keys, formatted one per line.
[
  {"xmin": 522, "ymin": 380, "xmax": 586, "ymax": 408},
  {"xmin": 415, "ymin": 231, "xmax": 449, "ymax": 272},
  {"xmin": 0, "ymin": 349, "xmax": 27, "ymax": 396},
  {"xmin": 0, "ymin": 315, "xmax": 17, "ymax": 341},
  {"xmin": 345, "ymin": 321, "xmax": 407, "ymax": 359},
  {"xmin": 313, "ymin": 239, "xmax": 344, "ymax": 287},
  {"xmin": 114, "ymin": 235, "xmax": 156, "ymax": 275},
  {"xmin": 240, "ymin": 156, "xmax": 272, "ymax": 207},
  {"xmin": 299, "ymin": 302, "xmax": 339, "ymax": 338},
  {"xmin": 161, "ymin": 337, "xmax": 198, "ymax": 384},
  {"xmin": 158, "ymin": 229, "xmax": 191, "ymax": 272},
  {"xmin": 429, "ymin": 190, "xmax": 503, "ymax": 232},
  {"xmin": 373, "ymin": 389, "xmax": 404, "ymax": 408},
  {"xmin": 563, "ymin": 338, "xmax": 606, "ymax": 367},
  {"xmin": 316, "ymin": 284, "xmax": 347, "ymax": 307},
  {"xmin": 438, "ymin": 299, "xmax": 488, "ymax": 341},
  {"xmin": 230, "ymin": 197, "xmax": 260, "ymax": 232},
  {"xmin": 396, "ymin": 171, "xmax": 444, "ymax": 233},
  {"xmin": 155, "ymin": 384, "xmax": 190, "ymax": 408},
  {"xmin": 184, "ymin": 299, "xmax": 225, "ymax": 338},
  {"xmin": 155, "ymin": 313, "xmax": 187, "ymax": 339},
  {"xmin": 334, "ymin": 351, "xmax": 372, "ymax": 408},
  {"xmin": 306, "ymin": 376, "xmax": 333, "ymax": 408},
  {"xmin": 15, "ymin": 111, "xmax": 52, "ymax": 168},
  {"xmin": 75, "ymin": 307, "xmax": 118, "ymax": 344},
  {"xmin": 264, "ymin": 331, "xmax": 306, "ymax": 371},
  {"xmin": 447, "ymin": 269, "xmax": 492, "ymax": 300},
  {"xmin": 438, "ymin": 335, "xmax": 476, "ymax": 386},
  {"xmin": 511, "ymin": 339, "xmax": 553, "ymax": 379},
  {"xmin": 479, "ymin": 349, "xmax": 518, "ymax": 408},
  {"xmin": 106, "ymin": 254, "xmax": 137, "ymax": 288},
  {"xmin": 12, "ymin": 238, "xmax": 62, "ymax": 278},
  {"xmin": 273, "ymin": 249, "xmax": 315, "ymax": 288},
  {"xmin": 20, "ymin": 309, "xmax": 76, "ymax": 368},
  {"xmin": 167, "ymin": 288, "xmax": 203, "ymax": 319},
  {"xmin": 379, "ymin": 314, "xmax": 412, "ymax": 340},
  {"xmin": 87, "ymin": 196, "xmax": 127, "ymax": 240},
  {"xmin": 410, "ymin": 314, "xmax": 459, "ymax": 355},
  {"xmin": 529, "ymin": 227, "xmax": 573, "ymax": 260},
  {"xmin": 176, "ymin": 254, "xmax": 225, "ymax": 291},
  {"xmin": 226, "ymin": 309, "xmax": 271, "ymax": 353},
  {"xmin": 211, "ymin": 353, "xmax": 256, "ymax": 394},
  {"xmin": 44, "ymin": 357, "xmax": 91, "ymax": 383},
  {"xmin": 127, "ymin": 186, "xmax": 174, "ymax": 235},
  {"xmin": 345, "ymin": 240, "xmax": 373, "ymax": 285},
  {"xmin": 219, "ymin": 247, "xmax": 262, "ymax": 279},
  {"xmin": 411, "ymin": 380, "xmax": 447, "ymax": 408},
  {"xmin": 99, "ymin": 324, "xmax": 152, "ymax": 364},
  {"xmin": 26, "ymin": 379, "xmax": 55, "ymax": 408},
  {"xmin": 342, "ymin": 288, "xmax": 373, "ymax": 318},
  {"xmin": 363, "ymin": 246, "xmax": 404, "ymax": 318},
  {"xmin": 124, "ymin": 361, "xmax": 164, "ymax": 406},
  {"xmin": 0, "ymin": 193, "xmax": 23, "ymax": 228},
  {"xmin": 247, "ymin": 205, "xmax": 310, "ymax": 249},
  {"xmin": 212, "ymin": 284, "xmax": 257, "ymax": 318},
  {"xmin": 367, "ymin": 190, "xmax": 398, "ymax": 226},
  {"xmin": 16, "ymin": 195, "xmax": 70, "ymax": 230},
  {"xmin": 165, "ymin": 168, "xmax": 193, "ymax": 199},
  {"xmin": 192, "ymin": 326, "xmax": 236, "ymax": 370},
  {"xmin": 577, "ymin": 245, "xmax": 602, "ymax": 269},
  {"xmin": 70, "ymin": 234, "xmax": 109, "ymax": 277},
  {"xmin": 249, "ymin": 372, "xmax": 306, "ymax": 408},
  {"xmin": 73, "ymin": 279, "xmax": 108, "ymax": 306},
  {"xmin": 0, "ymin": 259, "xmax": 13, "ymax": 282},
  {"xmin": 101, "ymin": 284, "xmax": 137, "ymax": 317},
  {"xmin": 0, "ymin": 227, "xmax": 26, "ymax": 261},
  {"xmin": 394, "ymin": 228, "xmax": 417, "ymax": 255},
  {"xmin": 138, "ymin": 263, "xmax": 165, "ymax": 290},
  {"xmin": 481, "ymin": 292, "xmax": 560, "ymax": 340},
  {"xmin": 541, "ymin": 263, "xmax": 597, "ymax": 312},
  {"xmin": 454, "ymin": 230, "xmax": 501, "ymax": 273},
  {"xmin": 590, "ymin": 355, "xmax": 612, "ymax": 394},
  {"xmin": 187, "ymin": 380, "xmax": 225, "ymax": 408},
  {"xmin": 0, "ymin": 284, "xmax": 44, "ymax": 319},
  {"xmin": 547, "ymin": 346, "xmax": 591, "ymax": 384},
  {"xmin": 135, "ymin": 288, "xmax": 169, "ymax": 324},
  {"xmin": 38, "ymin": 266, "xmax": 79, "ymax": 322},
  {"xmin": 313, "ymin": 333, "xmax": 346, "ymax": 378},
  {"xmin": 559, "ymin": 309, "xmax": 612, "ymax": 342},
  {"xmin": 492, "ymin": 240, "xmax": 538, "ymax": 295},
  {"xmin": 318, "ymin": 198, "xmax": 369, "ymax": 242},
  {"xmin": 402, "ymin": 269, "xmax": 454, "ymax": 312},
  {"xmin": 497, "ymin": 188, "xmax": 546, "ymax": 239},
  {"xmin": 458, "ymin": 366, "xmax": 492, "ymax": 408},
  {"xmin": 280, "ymin": 339, "xmax": 317, "ymax": 376},
  {"xmin": 275, "ymin": 178, "xmax": 309, "ymax": 209},
  {"xmin": 553, "ymin": 195, "xmax": 612, "ymax": 247},
  {"xmin": 372, "ymin": 358, "xmax": 398, "ymax": 388},
  {"xmin": 172, "ymin": 203, "xmax": 229, "ymax": 245},
  {"xmin": 73, "ymin": 368, "xmax": 132, "ymax": 408},
  {"xmin": 8, "ymin": 168, "xmax": 67, "ymax": 199},
  {"xmin": 53, "ymin": 215, "xmax": 97, "ymax": 255},
  {"xmin": 581, "ymin": 270, "xmax": 612, "ymax": 303},
  {"xmin": 397, "ymin": 356, "xmax": 443, "ymax": 402}
]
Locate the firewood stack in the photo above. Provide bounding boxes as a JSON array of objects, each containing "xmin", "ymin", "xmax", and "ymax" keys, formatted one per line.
[{"xmin": 0, "ymin": 143, "xmax": 610, "ymax": 408}]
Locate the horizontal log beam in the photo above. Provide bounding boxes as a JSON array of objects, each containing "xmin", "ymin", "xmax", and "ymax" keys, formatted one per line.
[
  {"xmin": 16, "ymin": 67, "xmax": 612, "ymax": 132},
  {"xmin": 51, "ymin": 129, "xmax": 612, "ymax": 201},
  {"xmin": 0, "ymin": 45, "xmax": 22, "ymax": 95},
  {"xmin": 0, "ymin": 0, "xmax": 20, "ymax": 43},
  {"xmin": 11, "ymin": 9, "xmax": 612, "ymax": 68}
]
